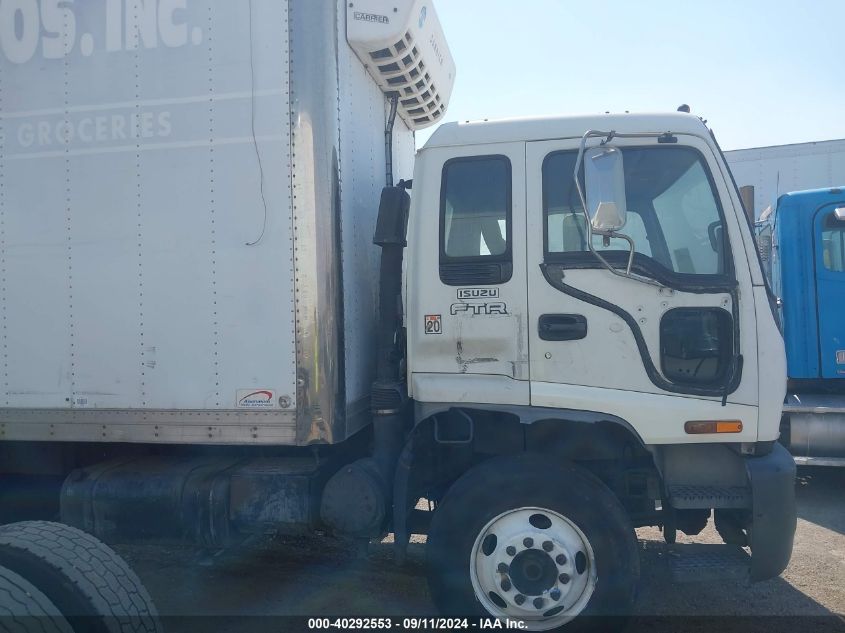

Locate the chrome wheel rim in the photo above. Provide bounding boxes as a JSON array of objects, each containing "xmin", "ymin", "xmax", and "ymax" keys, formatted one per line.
[{"xmin": 469, "ymin": 506, "xmax": 597, "ymax": 630}]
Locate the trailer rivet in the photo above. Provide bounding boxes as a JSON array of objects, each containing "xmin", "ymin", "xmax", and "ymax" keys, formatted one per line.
[
  {"xmin": 523, "ymin": 537, "xmax": 533, "ymax": 548},
  {"xmin": 556, "ymin": 554, "xmax": 567, "ymax": 565},
  {"xmin": 542, "ymin": 540, "xmax": 554, "ymax": 552},
  {"xmin": 514, "ymin": 594, "xmax": 525, "ymax": 605}
]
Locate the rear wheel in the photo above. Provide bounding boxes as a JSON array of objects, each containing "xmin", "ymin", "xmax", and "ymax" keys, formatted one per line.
[
  {"xmin": 0, "ymin": 521, "xmax": 161, "ymax": 633},
  {"xmin": 0, "ymin": 564, "xmax": 73, "ymax": 633},
  {"xmin": 426, "ymin": 454, "xmax": 639, "ymax": 630}
]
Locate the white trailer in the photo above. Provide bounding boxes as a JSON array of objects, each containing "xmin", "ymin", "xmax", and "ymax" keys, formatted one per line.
[
  {"xmin": 0, "ymin": 1, "xmax": 796, "ymax": 628},
  {"xmin": 0, "ymin": 0, "xmax": 449, "ymax": 446},
  {"xmin": 726, "ymin": 138, "xmax": 845, "ymax": 218}
]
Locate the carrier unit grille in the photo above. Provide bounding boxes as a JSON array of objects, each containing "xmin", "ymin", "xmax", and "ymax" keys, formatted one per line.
[
  {"xmin": 347, "ymin": 1, "xmax": 456, "ymax": 130},
  {"xmin": 367, "ymin": 31, "xmax": 445, "ymax": 127}
]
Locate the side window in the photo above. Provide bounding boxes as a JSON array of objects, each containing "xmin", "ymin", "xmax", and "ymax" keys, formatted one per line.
[
  {"xmin": 660, "ymin": 308, "xmax": 733, "ymax": 386},
  {"xmin": 440, "ymin": 156, "xmax": 512, "ymax": 285},
  {"xmin": 542, "ymin": 147, "xmax": 730, "ymax": 279},
  {"xmin": 821, "ymin": 212, "xmax": 845, "ymax": 272}
]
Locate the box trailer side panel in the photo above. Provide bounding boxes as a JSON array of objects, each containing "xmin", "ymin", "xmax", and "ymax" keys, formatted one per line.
[
  {"xmin": 0, "ymin": 0, "xmax": 296, "ymax": 443},
  {"xmin": 0, "ymin": 0, "xmax": 432, "ymax": 446},
  {"xmin": 726, "ymin": 139, "xmax": 845, "ymax": 219},
  {"xmin": 336, "ymin": 5, "xmax": 415, "ymax": 440}
]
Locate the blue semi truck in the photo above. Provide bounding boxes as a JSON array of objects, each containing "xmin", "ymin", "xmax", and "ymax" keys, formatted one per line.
[{"xmin": 757, "ymin": 187, "xmax": 845, "ymax": 465}]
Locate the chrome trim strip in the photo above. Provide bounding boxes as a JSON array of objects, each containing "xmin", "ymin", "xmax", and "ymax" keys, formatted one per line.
[
  {"xmin": 0, "ymin": 408, "xmax": 296, "ymax": 445},
  {"xmin": 290, "ymin": 0, "xmax": 345, "ymax": 445}
]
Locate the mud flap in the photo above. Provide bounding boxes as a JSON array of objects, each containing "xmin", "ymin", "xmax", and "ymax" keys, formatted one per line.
[{"xmin": 745, "ymin": 443, "xmax": 797, "ymax": 581}]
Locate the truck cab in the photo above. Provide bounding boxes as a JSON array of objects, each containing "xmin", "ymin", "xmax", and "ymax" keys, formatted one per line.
[
  {"xmin": 0, "ymin": 0, "xmax": 797, "ymax": 626},
  {"xmin": 759, "ymin": 187, "xmax": 845, "ymax": 465},
  {"xmin": 387, "ymin": 113, "xmax": 796, "ymax": 626}
]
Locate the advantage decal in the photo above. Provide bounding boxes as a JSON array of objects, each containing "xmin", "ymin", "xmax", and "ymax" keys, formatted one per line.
[{"xmin": 236, "ymin": 389, "xmax": 276, "ymax": 409}]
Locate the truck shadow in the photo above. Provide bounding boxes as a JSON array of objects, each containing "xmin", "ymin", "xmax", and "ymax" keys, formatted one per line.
[
  {"xmin": 796, "ymin": 466, "xmax": 845, "ymax": 536},
  {"xmin": 116, "ymin": 462, "xmax": 845, "ymax": 629}
]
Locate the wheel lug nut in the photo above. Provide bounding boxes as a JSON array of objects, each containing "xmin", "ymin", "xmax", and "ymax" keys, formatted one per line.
[
  {"xmin": 501, "ymin": 578, "xmax": 512, "ymax": 592},
  {"xmin": 559, "ymin": 572, "xmax": 570, "ymax": 584},
  {"xmin": 550, "ymin": 588, "xmax": 561, "ymax": 601},
  {"xmin": 514, "ymin": 594, "xmax": 526, "ymax": 605},
  {"xmin": 533, "ymin": 597, "xmax": 544, "ymax": 609},
  {"xmin": 523, "ymin": 537, "xmax": 534, "ymax": 548},
  {"xmin": 497, "ymin": 563, "xmax": 509, "ymax": 574},
  {"xmin": 506, "ymin": 546, "xmax": 516, "ymax": 556},
  {"xmin": 556, "ymin": 554, "xmax": 567, "ymax": 565},
  {"xmin": 542, "ymin": 540, "xmax": 554, "ymax": 552}
]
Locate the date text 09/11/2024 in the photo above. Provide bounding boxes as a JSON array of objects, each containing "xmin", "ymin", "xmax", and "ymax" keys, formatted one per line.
[{"xmin": 307, "ymin": 618, "xmax": 529, "ymax": 630}]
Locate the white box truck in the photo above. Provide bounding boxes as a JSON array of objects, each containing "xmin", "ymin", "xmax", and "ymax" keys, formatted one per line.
[{"xmin": 0, "ymin": 0, "xmax": 795, "ymax": 628}]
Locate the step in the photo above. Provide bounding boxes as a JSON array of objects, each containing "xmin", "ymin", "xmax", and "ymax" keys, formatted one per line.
[
  {"xmin": 667, "ymin": 484, "xmax": 750, "ymax": 509},
  {"xmin": 668, "ymin": 543, "xmax": 750, "ymax": 583}
]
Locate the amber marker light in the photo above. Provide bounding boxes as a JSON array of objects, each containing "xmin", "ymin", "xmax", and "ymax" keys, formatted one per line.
[{"xmin": 684, "ymin": 420, "xmax": 743, "ymax": 434}]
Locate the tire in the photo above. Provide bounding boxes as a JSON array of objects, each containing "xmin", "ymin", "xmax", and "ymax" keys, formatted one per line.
[
  {"xmin": 0, "ymin": 522, "xmax": 162, "ymax": 633},
  {"xmin": 426, "ymin": 453, "xmax": 639, "ymax": 631},
  {"xmin": 0, "ymin": 565, "xmax": 73, "ymax": 633}
]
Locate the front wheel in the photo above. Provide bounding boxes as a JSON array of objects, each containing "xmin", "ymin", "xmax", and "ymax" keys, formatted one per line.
[{"xmin": 426, "ymin": 454, "xmax": 639, "ymax": 631}]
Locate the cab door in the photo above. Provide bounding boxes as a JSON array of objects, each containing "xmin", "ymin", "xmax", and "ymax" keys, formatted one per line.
[
  {"xmin": 407, "ymin": 142, "xmax": 530, "ymax": 405},
  {"xmin": 813, "ymin": 204, "xmax": 845, "ymax": 378},
  {"xmin": 525, "ymin": 136, "xmax": 759, "ymax": 443}
]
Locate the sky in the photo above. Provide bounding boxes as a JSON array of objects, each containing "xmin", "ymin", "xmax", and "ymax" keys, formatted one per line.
[{"xmin": 416, "ymin": 0, "xmax": 845, "ymax": 150}]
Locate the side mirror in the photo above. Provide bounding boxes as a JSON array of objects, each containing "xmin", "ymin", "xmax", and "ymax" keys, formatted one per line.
[
  {"xmin": 585, "ymin": 146, "xmax": 627, "ymax": 233},
  {"xmin": 835, "ymin": 207, "xmax": 845, "ymax": 221},
  {"xmin": 708, "ymin": 221, "xmax": 724, "ymax": 252}
]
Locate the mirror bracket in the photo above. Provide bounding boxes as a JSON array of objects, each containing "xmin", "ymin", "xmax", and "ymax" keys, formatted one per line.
[{"xmin": 573, "ymin": 129, "xmax": 674, "ymax": 288}]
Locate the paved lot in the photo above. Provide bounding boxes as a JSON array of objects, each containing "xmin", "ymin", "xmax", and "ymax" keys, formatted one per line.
[{"xmin": 117, "ymin": 466, "xmax": 845, "ymax": 632}]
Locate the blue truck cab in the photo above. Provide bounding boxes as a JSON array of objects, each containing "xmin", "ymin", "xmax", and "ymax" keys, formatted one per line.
[{"xmin": 760, "ymin": 187, "xmax": 845, "ymax": 464}]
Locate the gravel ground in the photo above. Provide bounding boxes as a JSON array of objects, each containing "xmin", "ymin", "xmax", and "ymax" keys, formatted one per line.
[{"xmin": 116, "ymin": 466, "xmax": 845, "ymax": 632}]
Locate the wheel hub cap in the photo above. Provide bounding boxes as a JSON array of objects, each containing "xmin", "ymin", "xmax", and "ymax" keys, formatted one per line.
[{"xmin": 469, "ymin": 507, "xmax": 597, "ymax": 630}]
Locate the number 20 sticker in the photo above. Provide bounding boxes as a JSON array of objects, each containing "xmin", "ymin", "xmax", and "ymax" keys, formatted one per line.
[{"xmin": 424, "ymin": 314, "xmax": 442, "ymax": 335}]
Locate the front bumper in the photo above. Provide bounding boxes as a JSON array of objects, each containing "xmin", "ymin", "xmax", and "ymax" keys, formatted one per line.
[{"xmin": 745, "ymin": 442, "xmax": 797, "ymax": 582}]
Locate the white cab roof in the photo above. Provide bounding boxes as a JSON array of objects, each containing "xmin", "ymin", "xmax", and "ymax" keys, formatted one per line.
[{"xmin": 422, "ymin": 112, "xmax": 710, "ymax": 149}]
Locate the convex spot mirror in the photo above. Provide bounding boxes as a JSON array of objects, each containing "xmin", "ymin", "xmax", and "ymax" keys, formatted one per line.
[{"xmin": 585, "ymin": 146, "xmax": 627, "ymax": 233}]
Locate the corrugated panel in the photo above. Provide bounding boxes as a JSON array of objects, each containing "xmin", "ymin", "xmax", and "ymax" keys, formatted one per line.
[
  {"xmin": 0, "ymin": 1, "xmax": 296, "ymax": 423},
  {"xmin": 726, "ymin": 139, "xmax": 845, "ymax": 218},
  {"xmin": 336, "ymin": 0, "xmax": 415, "ymax": 432}
]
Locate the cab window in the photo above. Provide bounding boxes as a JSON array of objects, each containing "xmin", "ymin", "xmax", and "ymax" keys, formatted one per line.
[
  {"xmin": 543, "ymin": 147, "xmax": 729, "ymax": 279},
  {"xmin": 440, "ymin": 155, "xmax": 512, "ymax": 285},
  {"xmin": 821, "ymin": 212, "xmax": 845, "ymax": 272}
]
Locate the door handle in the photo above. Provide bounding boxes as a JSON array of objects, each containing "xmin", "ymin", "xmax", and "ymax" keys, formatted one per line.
[{"xmin": 538, "ymin": 314, "xmax": 588, "ymax": 341}]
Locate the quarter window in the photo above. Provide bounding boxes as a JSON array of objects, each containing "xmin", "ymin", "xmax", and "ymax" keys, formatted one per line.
[
  {"xmin": 821, "ymin": 213, "xmax": 845, "ymax": 272},
  {"xmin": 440, "ymin": 156, "xmax": 512, "ymax": 285},
  {"xmin": 661, "ymin": 308, "xmax": 734, "ymax": 386}
]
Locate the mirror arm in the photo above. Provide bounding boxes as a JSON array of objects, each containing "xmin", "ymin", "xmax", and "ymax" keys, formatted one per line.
[{"xmin": 573, "ymin": 130, "xmax": 664, "ymax": 288}]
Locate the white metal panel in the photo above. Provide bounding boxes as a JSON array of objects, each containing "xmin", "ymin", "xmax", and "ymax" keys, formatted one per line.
[
  {"xmin": 523, "ymin": 135, "xmax": 759, "ymax": 414},
  {"xmin": 0, "ymin": 1, "xmax": 296, "ymax": 416},
  {"xmin": 406, "ymin": 142, "xmax": 531, "ymax": 406},
  {"xmin": 337, "ymin": 0, "xmax": 415, "ymax": 418},
  {"xmin": 726, "ymin": 139, "xmax": 845, "ymax": 218}
]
